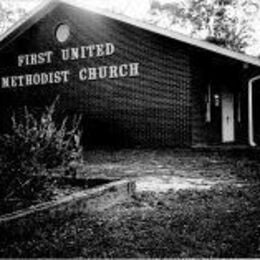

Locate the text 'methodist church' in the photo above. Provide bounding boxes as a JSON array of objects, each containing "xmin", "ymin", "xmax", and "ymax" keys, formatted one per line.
[{"xmin": 0, "ymin": 0, "xmax": 260, "ymax": 148}]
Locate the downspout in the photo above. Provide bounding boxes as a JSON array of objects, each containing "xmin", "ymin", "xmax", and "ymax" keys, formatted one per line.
[{"xmin": 248, "ymin": 75, "xmax": 260, "ymax": 147}]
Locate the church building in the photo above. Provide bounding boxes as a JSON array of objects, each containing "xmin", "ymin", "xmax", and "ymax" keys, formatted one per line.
[{"xmin": 0, "ymin": 0, "xmax": 260, "ymax": 148}]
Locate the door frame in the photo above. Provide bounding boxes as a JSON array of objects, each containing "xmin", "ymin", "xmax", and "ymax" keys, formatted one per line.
[{"xmin": 221, "ymin": 88, "xmax": 235, "ymax": 143}]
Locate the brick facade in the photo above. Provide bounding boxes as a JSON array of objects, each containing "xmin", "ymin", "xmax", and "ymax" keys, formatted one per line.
[
  {"xmin": 0, "ymin": 3, "xmax": 194, "ymax": 148},
  {"xmin": 0, "ymin": 1, "xmax": 259, "ymax": 148}
]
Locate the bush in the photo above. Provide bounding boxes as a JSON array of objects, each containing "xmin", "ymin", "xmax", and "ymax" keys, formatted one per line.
[{"xmin": 0, "ymin": 97, "xmax": 83, "ymax": 204}]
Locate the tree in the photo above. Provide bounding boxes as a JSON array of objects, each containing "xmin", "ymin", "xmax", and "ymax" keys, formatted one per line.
[
  {"xmin": 149, "ymin": 0, "xmax": 259, "ymax": 53},
  {"xmin": 0, "ymin": 2, "xmax": 26, "ymax": 35}
]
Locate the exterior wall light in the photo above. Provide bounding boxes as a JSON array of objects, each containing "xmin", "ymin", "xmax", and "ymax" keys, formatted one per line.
[{"xmin": 214, "ymin": 94, "xmax": 220, "ymax": 107}]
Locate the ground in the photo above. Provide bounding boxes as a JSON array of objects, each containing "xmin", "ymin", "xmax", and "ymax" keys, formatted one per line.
[{"xmin": 1, "ymin": 149, "xmax": 260, "ymax": 258}]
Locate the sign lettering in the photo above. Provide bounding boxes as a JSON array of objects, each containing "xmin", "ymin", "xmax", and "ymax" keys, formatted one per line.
[{"xmin": 1, "ymin": 42, "xmax": 140, "ymax": 89}]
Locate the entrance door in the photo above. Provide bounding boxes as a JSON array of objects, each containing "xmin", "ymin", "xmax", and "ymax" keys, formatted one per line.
[{"xmin": 221, "ymin": 90, "xmax": 235, "ymax": 142}]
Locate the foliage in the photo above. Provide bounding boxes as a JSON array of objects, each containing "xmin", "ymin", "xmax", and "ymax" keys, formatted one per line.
[
  {"xmin": 0, "ymin": 2, "xmax": 26, "ymax": 35},
  {"xmin": 0, "ymin": 97, "xmax": 83, "ymax": 204},
  {"xmin": 149, "ymin": 0, "xmax": 259, "ymax": 53}
]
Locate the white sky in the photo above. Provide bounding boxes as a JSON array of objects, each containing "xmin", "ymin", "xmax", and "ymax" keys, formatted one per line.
[
  {"xmin": 2, "ymin": 0, "xmax": 40, "ymax": 9},
  {"xmin": 4, "ymin": 0, "xmax": 260, "ymax": 56}
]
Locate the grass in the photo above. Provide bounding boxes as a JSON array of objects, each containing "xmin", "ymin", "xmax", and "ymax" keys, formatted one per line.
[
  {"xmin": 82, "ymin": 149, "xmax": 260, "ymax": 181},
  {"xmin": 0, "ymin": 149, "xmax": 260, "ymax": 258}
]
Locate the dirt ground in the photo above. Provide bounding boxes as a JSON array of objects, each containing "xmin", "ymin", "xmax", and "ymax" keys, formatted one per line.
[
  {"xmin": 1, "ymin": 149, "xmax": 260, "ymax": 258},
  {"xmin": 82, "ymin": 148, "xmax": 260, "ymax": 182}
]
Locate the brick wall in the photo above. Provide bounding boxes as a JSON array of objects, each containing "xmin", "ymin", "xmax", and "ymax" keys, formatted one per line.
[{"xmin": 0, "ymin": 3, "xmax": 195, "ymax": 148}]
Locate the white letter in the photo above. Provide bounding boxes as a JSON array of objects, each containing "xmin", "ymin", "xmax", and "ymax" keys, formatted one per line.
[
  {"xmin": 129, "ymin": 63, "xmax": 139, "ymax": 77},
  {"xmin": 106, "ymin": 43, "xmax": 115, "ymax": 56},
  {"xmin": 11, "ymin": 77, "xmax": 18, "ymax": 87},
  {"xmin": 25, "ymin": 74, "xmax": 33, "ymax": 86},
  {"xmin": 54, "ymin": 71, "xmax": 62, "ymax": 84},
  {"xmin": 79, "ymin": 68, "xmax": 87, "ymax": 81},
  {"xmin": 2, "ymin": 77, "xmax": 9, "ymax": 88},
  {"xmin": 17, "ymin": 76, "xmax": 24, "ymax": 87},
  {"xmin": 48, "ymin": 72, "xmax": 54, "ymax": 84},
  {"xmin": 86, "ymin": 45, "xmax": 95, "ymax": 57},
  {"xmin": 18, "ymin": 55, "xmax": 25, "ymax": 67},
  {"xmin": 98, "ymin": 66, "xmax": 108, "ymax": 79},
  {"xmin": 61, "ymin": 70, "xmax": 70, "ymax": 83},
  {"xmin": 61, "ymin": 49, "xmax": 70, "ymax": 61},
  {"xmin": 71, "ymin": 48, "xmax": 79, "ymax": 60},
  {"xmin": 37, "ymin": 52, "xmax": 45, "ymax": 64},
  {"xmin": 109, "ymin": 66, "xmax": 118, "ymax": 79},
  {"xmin": 88, "ymin": 67, "xmax": 97, "ymax": 80},
  {"xmin": 33, "ymin": 73, "xmax": 41, "ymax": 85},
  {"xmin": 96, "ymin": 44, "xmax": 105, "ymax": 57},
  {"xmin": 31, "ymin": 54, "xmax": 37, "ymax": 65},
  {"xmin": 119, "ymin": 64, "xmax": 128, "ymax": 77},
  {"xmin": 80, "ymin": 46, "xmax": 88, "ymax": 59},
  {"xmin": 41, "ymin": 73, "xmax": 49, "ymax": 85},
  {"xmin": 45, "ymin": 51, "xmax": 53, "ymax": 64}
]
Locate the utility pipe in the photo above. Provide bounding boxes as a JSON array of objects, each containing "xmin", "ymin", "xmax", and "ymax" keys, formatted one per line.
[{"xmin": 248, "ymin": 75, "xmax": 260, "ymax": 147}]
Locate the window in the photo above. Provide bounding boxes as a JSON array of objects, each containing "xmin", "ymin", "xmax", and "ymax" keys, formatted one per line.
[{"xmin": 55, "ymin": 24, "xmax": 70, "ymax": 43}]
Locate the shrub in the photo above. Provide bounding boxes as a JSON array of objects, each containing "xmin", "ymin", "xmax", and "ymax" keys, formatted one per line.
[{"xmin": 0, "ymin": 96, "xmax": 83, "ymax": 204}]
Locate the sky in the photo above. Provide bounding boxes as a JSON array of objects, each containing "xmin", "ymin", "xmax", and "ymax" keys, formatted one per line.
[
  {"xmin": 3, "ymin": 0, "xmax": 260, "ymax": 57},
  {"xmin": 2, "ymin": 0, "xmax": 40, "ymax": 10}
]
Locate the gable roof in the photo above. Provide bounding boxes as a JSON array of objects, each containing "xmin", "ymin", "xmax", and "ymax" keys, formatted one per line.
[{"xmin": 1, "ymin": 0, "xmax": 260, "ymax": 67}]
